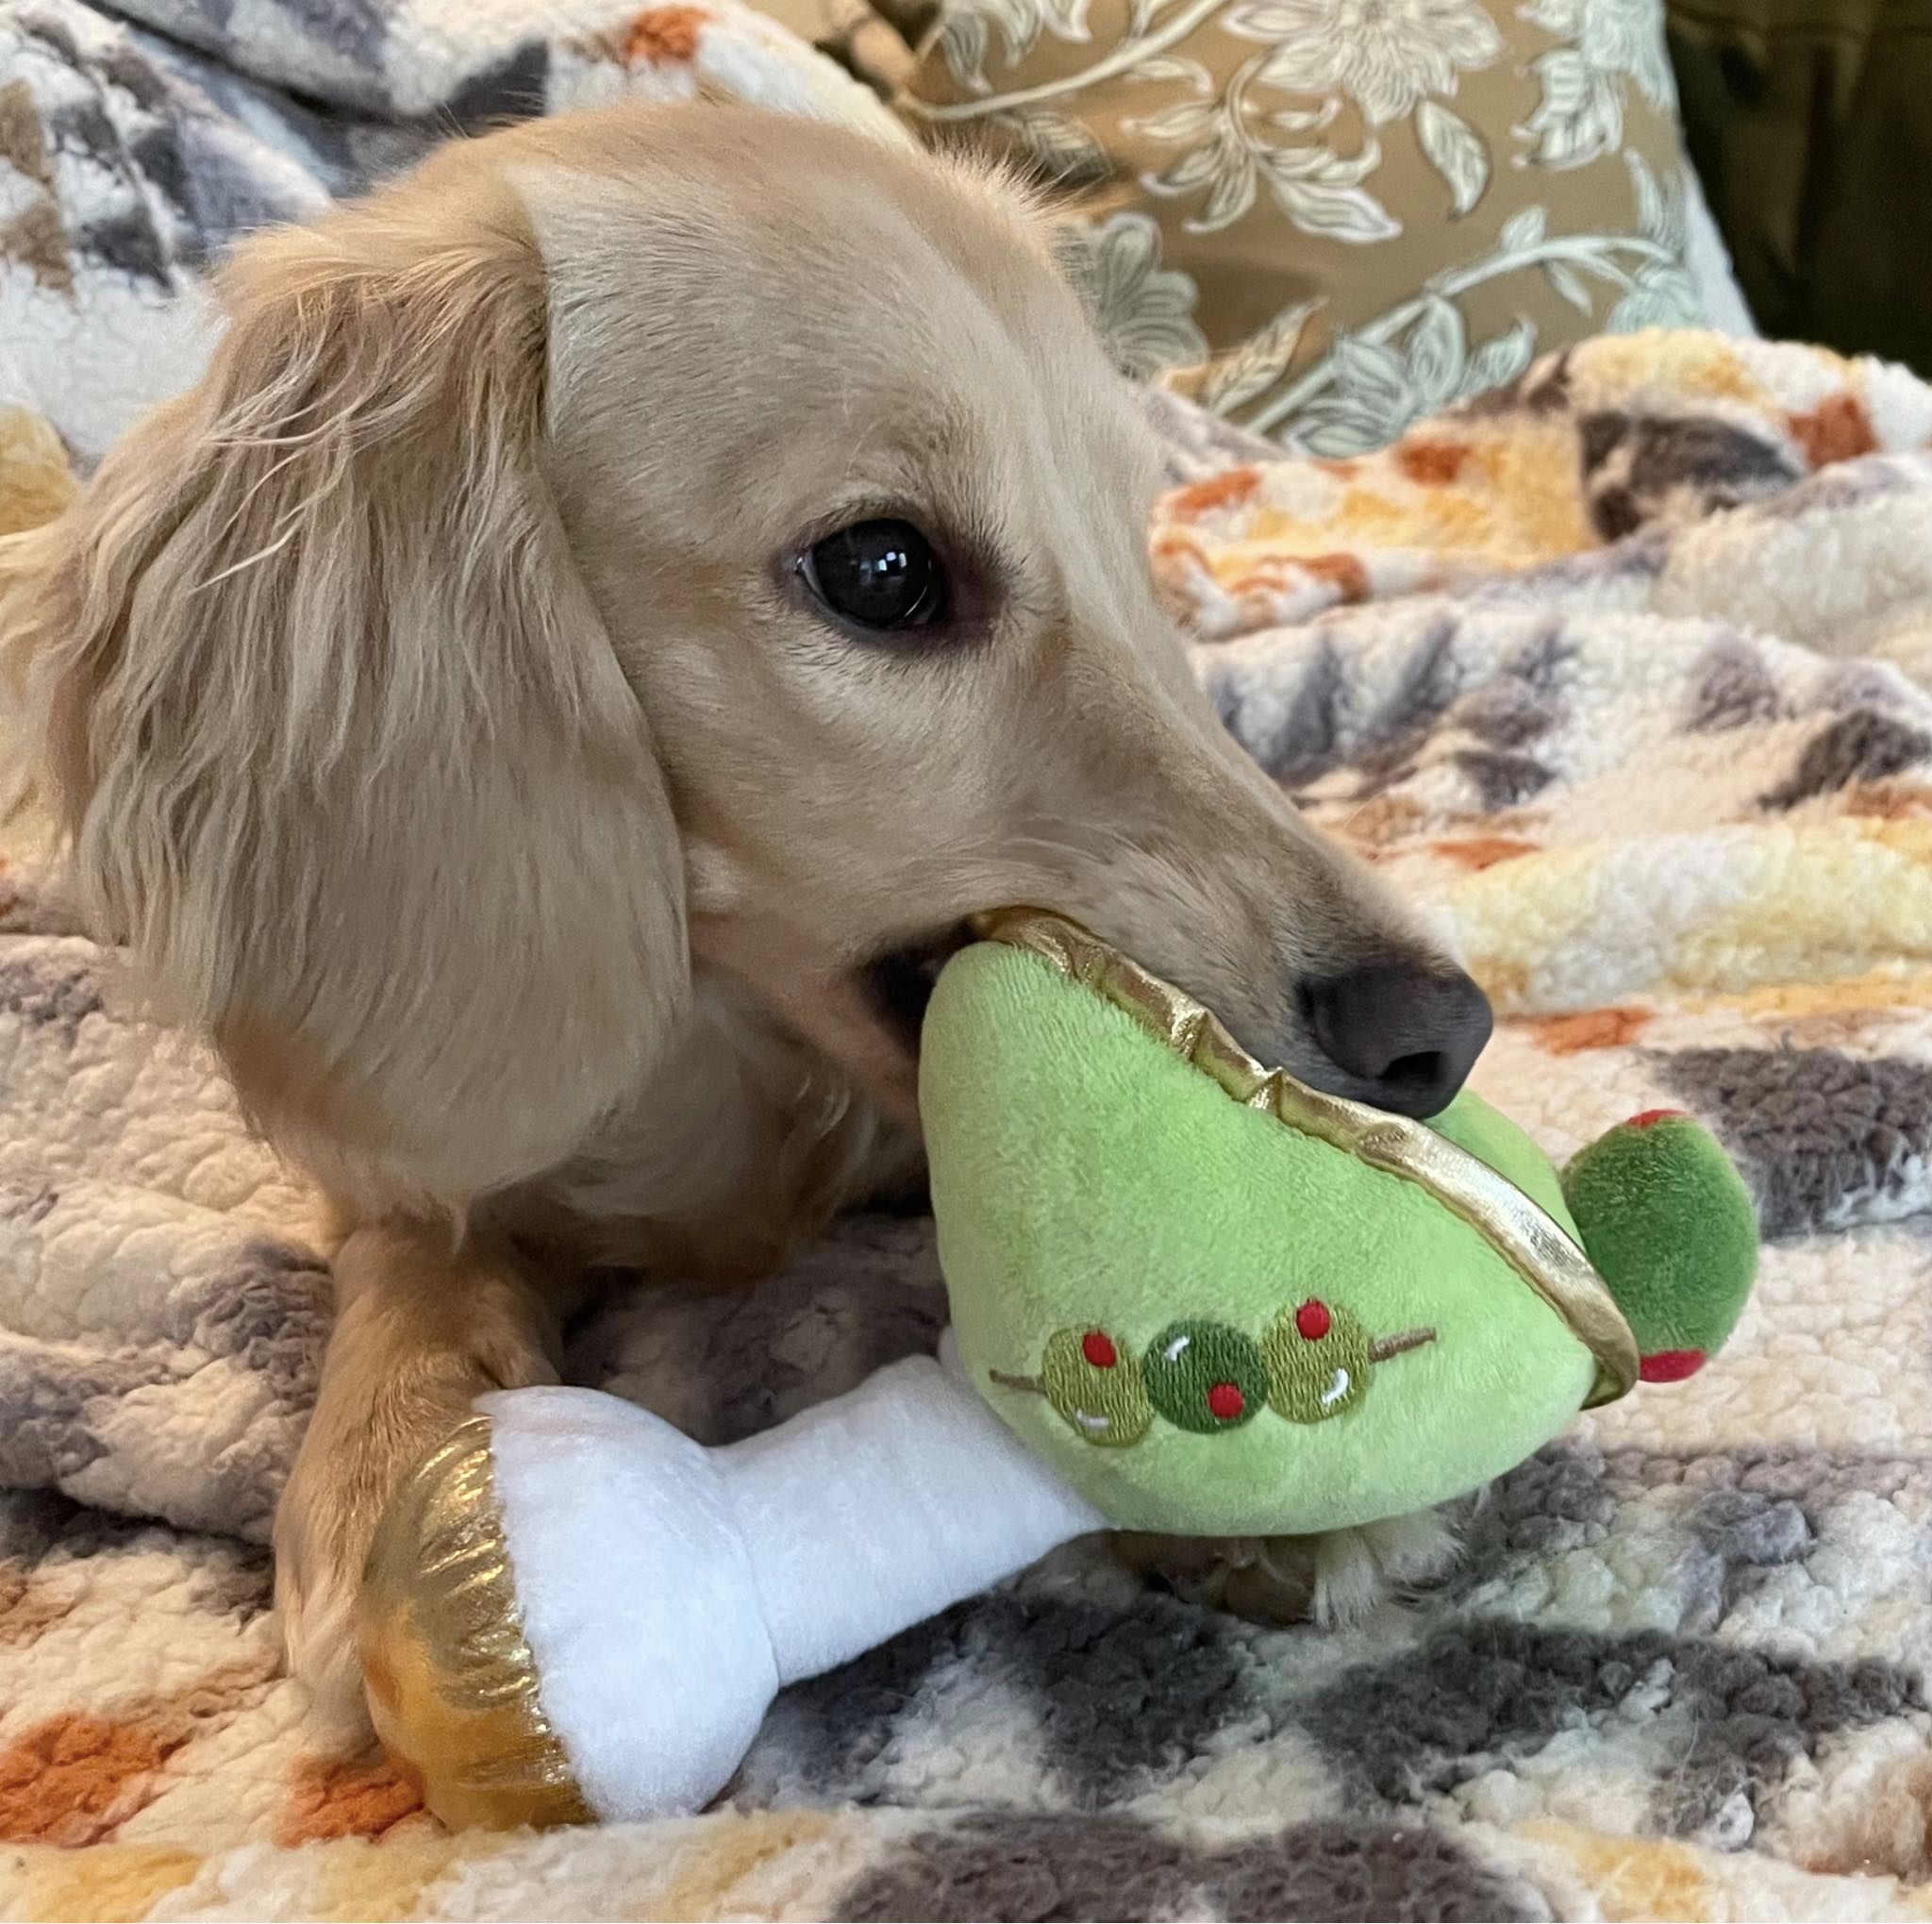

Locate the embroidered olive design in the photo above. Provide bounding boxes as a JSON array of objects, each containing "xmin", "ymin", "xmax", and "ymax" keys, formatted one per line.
[
  {"xmin": 994, "ymin": 1303, "xmax": 1437, "ymax": 1446},
  {"xmin": 1039, "ymin": 1327, "xmax": 1153, "ymax": 1447},
  {"xmin": 1261, "ymin": 1297, "xmax": 1374, "ymax": 1423},
  {"xmin": 1141, "ymin": 1320, "xmax": 1270, "ymax": 1433}
]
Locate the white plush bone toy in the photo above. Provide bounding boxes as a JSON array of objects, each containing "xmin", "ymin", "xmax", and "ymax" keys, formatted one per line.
[
  {"xmin": 357, "ymin": 914, "xmax": 1755, "ymax": 1829},
  {"xmin": 359, "ymin": 1351, "xmax": 1100, "ymax": 1828}
]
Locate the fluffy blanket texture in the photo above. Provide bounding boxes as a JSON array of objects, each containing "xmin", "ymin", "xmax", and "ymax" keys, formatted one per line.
[
  {"xmin": 2, "ymin": 8, "xmax": 1932, "ymax": 1911},
  {"xmin": 0, "ymin": 0, "xmax": 907, "ymax": 466}
]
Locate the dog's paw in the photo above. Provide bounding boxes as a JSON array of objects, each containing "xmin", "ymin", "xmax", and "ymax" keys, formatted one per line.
[
  {"xmin": 1112, "ymin": 1532, "xmax": 1317, "ymax": 1624},
  {"xmin": 1114, "ymin": 1509, "xmax": 1461, "ymax": 1628},
  {"xmin": 1309, "ymin": 1508, "xmax": 1462, "ymax": 1624},
  {"xmin": 273, "ymin": 1304, "xmax": 559, "ymax": 1738},
  {"xmin": 274, "ymin": 1525, "xmax": 372, "ymax": 1744}
]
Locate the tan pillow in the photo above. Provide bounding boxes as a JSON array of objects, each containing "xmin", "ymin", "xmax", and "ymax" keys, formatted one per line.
[{"xmin": 896, "ymin": 0, "xmax": 1707, "ymax": 451}]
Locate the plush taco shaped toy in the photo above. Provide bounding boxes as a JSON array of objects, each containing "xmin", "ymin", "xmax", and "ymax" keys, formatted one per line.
[
  {"xmin": 926, "ymin": 911, "xmax": 1755, "ymax": 1535},
  {"xmin": 358, "ymin": 912, "xmax": 1757, "ymax": 1829}
]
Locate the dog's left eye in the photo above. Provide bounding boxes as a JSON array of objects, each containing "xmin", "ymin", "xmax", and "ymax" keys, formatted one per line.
[{"xmin": 799, "ymin": 519, "xmax": 948, "ymax": 633}]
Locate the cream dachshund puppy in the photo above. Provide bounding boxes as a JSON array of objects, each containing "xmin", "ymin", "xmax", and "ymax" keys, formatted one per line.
[{"xmin": 1, "ymin": 103, "xmax": 1492, "ymax": 1724}]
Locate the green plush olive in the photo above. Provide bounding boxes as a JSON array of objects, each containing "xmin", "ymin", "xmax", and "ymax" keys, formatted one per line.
[
  {"xmin": 1041, "ymin": 1327, "xmax": 1154, "ymax": 1447},
  {"xmin": 1141, "ymin": 1320, "xmax": 1270, "ymax": 1433},
  {"xmin": 1261, "ymin": 1297, "xmax": 1374, "ymax": 1423},
  {"xmin": 1561, "ymin": 1110, "xmax": 1757, "ymax": 1374}
]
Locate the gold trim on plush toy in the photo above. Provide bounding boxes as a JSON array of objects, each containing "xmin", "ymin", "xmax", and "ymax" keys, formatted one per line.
[
  {"xmin": 359, "ymin": 1416, "xmax": 592, "ymax": 1830},
  {"xmin": 974, "ymin": 909, "xmax": 1641, "ymax": 1408}
]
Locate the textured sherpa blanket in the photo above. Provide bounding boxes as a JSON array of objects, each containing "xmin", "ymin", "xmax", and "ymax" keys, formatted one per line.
[
  {"xmin": 4, "ymin": 324, "xmax": 1932, "ymax": 1921},
  {"xmin": 0, "ymin": 0, "xmax": 908, "ymax": 475}
]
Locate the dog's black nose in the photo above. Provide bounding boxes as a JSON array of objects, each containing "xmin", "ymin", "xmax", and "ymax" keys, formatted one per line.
[{"xmin": 1303, "ymin": 959, "xmax": 1493, "ymax": 1119}]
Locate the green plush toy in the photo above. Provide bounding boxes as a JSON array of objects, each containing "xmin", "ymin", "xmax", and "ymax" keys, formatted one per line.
[{"xmin": 922, "ymin": 911, "xmax": 1758, "ymax": 1537}]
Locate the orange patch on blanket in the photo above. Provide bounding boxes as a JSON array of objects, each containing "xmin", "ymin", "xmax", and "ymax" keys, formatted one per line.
[
  {"xmin": 1788, "ymin": 393, "xmax": 1877, "ymax": 468},
  {"xmin": 1429, "ymin": 834, "xmax": 1540, "ymax": 871},
  {"xmin": 624, "ymin": 5, "xmax": 706, "ymax": 63},
  {"xmin": 1397, "ymin": 440, "xmax": 1470, "ymax": 485},
  {"xmin": 1166, "ymin": 466, "xmax": 1261, "ymax": 520},
  {"xmin": 278, "ymin": 1751, "xmax": 426, "ymax": 1846},
  {"xmin": 1150, "ymin": 530, "xmax": 1208, "ymax": 572},
  {"xmin": 1520, "ymin": 1007, "xmax": 1653, "ymax": 1054},
  {"xmin": 1297, "ymin": 551, "xmax": 1370, "ymax": 602},
  {"xmin": 0, "ymin": 1714, "xmax": 181, "ymax": 1846}
]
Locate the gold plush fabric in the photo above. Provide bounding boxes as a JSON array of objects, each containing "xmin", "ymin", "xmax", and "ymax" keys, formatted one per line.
[
  {"xmin": 898, "ymin": 0, "xmax": 1707, "ymax": 450},
  {"xmin": 358, "ymin": 1419, "xmax": 590, "ymax": 1832}
]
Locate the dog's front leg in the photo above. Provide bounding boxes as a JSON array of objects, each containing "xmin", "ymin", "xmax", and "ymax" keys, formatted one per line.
[{"xmin": 275, "ymin": 1218, "xmax": 576, "ymax": 1733}]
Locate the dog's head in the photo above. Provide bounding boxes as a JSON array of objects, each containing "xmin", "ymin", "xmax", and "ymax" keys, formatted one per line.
[{"xmin": 2, "ymin": 105, "xmax": 1488, "ymax": 1214}]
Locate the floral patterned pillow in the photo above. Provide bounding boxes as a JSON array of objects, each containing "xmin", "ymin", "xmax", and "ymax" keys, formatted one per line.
[{"xmin": 896, "ymin": 0, "xmax": 1708, "ymax": 452}]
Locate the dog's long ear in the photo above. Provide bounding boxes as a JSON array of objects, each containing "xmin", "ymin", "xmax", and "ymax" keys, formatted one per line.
[{"xmin": 4, "ymin": 178, "xmax": 689, "ymax": 1216}]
